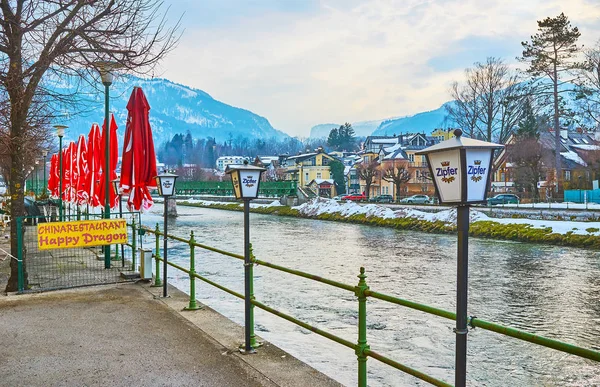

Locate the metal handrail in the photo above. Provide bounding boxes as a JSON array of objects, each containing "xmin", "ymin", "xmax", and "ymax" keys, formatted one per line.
[{"xmin": 142, "ymin": 225, "xmax": 600, "ymax": 387}]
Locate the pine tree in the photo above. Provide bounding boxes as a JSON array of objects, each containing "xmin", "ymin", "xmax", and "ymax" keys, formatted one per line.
[
  {"xmin": 329, "ymin": 160, "xmax": 346, "ymax": 195},
  {"xmin": 515, "ymin": 99, "xmax": 539, "ymax": 139},
  {"xmin": 520, "ymin": 13, "xmax": 582, "ymax": 191},
  {"xmin": 327, "ymin": 127, "xmax": 339, "ymax": 149}
]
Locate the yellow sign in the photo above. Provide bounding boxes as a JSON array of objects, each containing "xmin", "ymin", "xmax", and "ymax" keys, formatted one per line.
[{"xmin": 37, "ymin": 219, "xmax": 128, "ymax": 250}]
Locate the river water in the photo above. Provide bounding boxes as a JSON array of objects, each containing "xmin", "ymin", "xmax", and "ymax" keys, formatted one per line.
[{"xmin": 140, "ymin": 206, "xmax": 600, "ymax": 387}]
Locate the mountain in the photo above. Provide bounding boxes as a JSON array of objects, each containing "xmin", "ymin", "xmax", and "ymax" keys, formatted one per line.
[
  {"xmin": 51, "ymin": 74, "xmax": 289, "ymax": 145},
  {"xmin": 308, "ymin": 123, "xmax": 340, "ymax": 139},
  {"xmin": 309, "ymin": 118, "xmax": 395, "ymax": 139},
  {"xmin": 372, "ymin": 103, "xmax": 456, "ymax": 136}
]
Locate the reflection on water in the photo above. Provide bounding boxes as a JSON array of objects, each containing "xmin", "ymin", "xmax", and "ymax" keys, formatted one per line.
[{"xmin": 141, "ymin": 206, "xmax": 600, "ymax": 387}]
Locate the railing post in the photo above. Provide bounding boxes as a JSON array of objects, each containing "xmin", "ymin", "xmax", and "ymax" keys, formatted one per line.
[
  {"xmin": 184, "ymin": 230, "xmax": 201, "ymax": 311},
  {"xmin": 249, "ymin": 243, "xmax": 260, "ymax": 348},
  {"xmin": 355, "ymin": 267, "xmax": 370, "ymax": 387},
  {"xmin": 17, "ymin": 217, "xmax": 24, "ymax": 292},
  {"xmin": 131, "ymin": 219, "xmax": 137, "ymax": 271},
  {"xmin": 152, "ymin": 223, "xmax": 162, "ymax": 287}
]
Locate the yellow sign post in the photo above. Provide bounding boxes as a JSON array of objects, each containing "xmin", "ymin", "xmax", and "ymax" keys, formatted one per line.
[{"xmin": 37, "ymin": 219, "xmax": 128, "ymax": 250}]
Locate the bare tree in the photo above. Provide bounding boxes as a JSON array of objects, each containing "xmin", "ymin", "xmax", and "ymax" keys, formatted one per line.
[
  {"xmin": 508, "ymin": 137, "xmax": 552, "ymax": 199},
  {"xmin": 574, "ymin": 40, "xmax": 600, "ymax": 128},
  {"xmin": 447, "ymin": 57, "xmax": 528, "ymax": 143},
  {"xmin": 356, "ymin": 158, "xmax": 379, "ymax": 199},
  {"xmin": 0, "ymin": 0, "xmax": 180, "ymax": 292},
  {"xmin": 446, "ymin": 80, "xmax": 481, "ymax": 139},
  {"xmin": 381, "ymin": 160, "xmax": 410, "ymax": 200}
]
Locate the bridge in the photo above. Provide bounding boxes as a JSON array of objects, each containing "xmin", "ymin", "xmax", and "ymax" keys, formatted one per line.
[{"xmin": 175, "ymin": 180, "xmax": 297, "ymax": 197}]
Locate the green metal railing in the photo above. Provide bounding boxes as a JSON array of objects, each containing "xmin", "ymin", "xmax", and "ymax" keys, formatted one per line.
[
  {"xmin": 141, "ymin": 224, "xmax": 599, "ymax": 387},
  {"xmin": 175, "ymin": 180, "xmax": 297, "ymax": 197}
]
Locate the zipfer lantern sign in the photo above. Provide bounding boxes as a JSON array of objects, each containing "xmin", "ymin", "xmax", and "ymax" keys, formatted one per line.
[
  {"xmin": 155, "ymin": 172, "xmax": 178, "ymax": 197},
  {"xmin": 416, "ymin": 129, "xmax": 503, "ymax": 204},
  {"xmin": 225, "ymin": 161, "xmax": 266, "ymax": 200}
]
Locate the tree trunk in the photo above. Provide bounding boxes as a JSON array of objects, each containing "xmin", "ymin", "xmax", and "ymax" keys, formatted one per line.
[
  {"xmin": 553, "ymin": 61, "xmax": 562, "ymax": 195},
  {"xmin": 6, "ymin": 132, "xmax": 27, "ymax": 292}
]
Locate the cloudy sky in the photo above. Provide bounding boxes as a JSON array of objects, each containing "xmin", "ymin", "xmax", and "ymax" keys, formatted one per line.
[{"xmin": 158, "ymin": 0, "xmax": 600, "ymax": 137}]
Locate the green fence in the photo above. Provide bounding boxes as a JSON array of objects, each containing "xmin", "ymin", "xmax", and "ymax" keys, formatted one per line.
[
  {"xmin": 16, "ymin": 211, "xmax": 142, "ymax": 292},
  {"xmin": 175, "ymin": 180, "xmax": 297, "ymax": 197},
  {"xmin": 141, "ymin": 224, "xmax": 600, "ymax": 387}
]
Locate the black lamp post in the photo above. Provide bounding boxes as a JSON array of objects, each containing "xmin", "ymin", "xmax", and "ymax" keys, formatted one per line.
[
  {"xmin": 155, "ymin": 171, "xmax": 178, "ymax": 298},
  {"xmin": 42, "ymin": 150, "xmax": 48, "ymax": 197},
  {"xmin": 54, "ymin": 125, "xmax": 67, "ymax": 221},
  {"xmin": 225, "ymin": 160, "xmax": 265, "ymax": 354},
  {"xmin": 416, "ymin": 129, "xmax": 503, "ymax": 387},
  {"xmin": 112, "ymin": 178, "xmax": 125, "ymax": 267}
]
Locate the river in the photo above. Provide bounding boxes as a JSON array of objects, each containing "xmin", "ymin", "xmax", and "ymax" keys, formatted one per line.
[{"xmin": 139, "ymin": 205, "xmax": 600, "ymax": 387}]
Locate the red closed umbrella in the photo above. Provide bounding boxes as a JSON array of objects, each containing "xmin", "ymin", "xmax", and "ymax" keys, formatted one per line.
[
  {"xmin": 85, "ymin": 123, "xmax": 102, "ymax": 207},
  {"xmin": 75, "ymin": 135, "xmax": 89, "ymax": 205},
  {"xmin": 48, "ymin": 153, "xmax": 58, "ymax": 197},
  {"xmin": 121, "ymin": 87, "xmax": 157, "ymax": 211},
  {"xmin": 62, "ymin": 143, "xmax": 75, "ymax": 203},
  {"xmin": 98, "ymin": 114, "xmax": 119, "ymax": 209}
]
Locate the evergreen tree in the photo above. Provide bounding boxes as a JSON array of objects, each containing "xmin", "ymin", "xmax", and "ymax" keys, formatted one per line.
[
  {"xmin": 515, "ymin": 99, "xmax": 539, "ymax": 139},
  {"xmin": 329, "ymin": 160, "xmax": 346, "ymax": 195},
  {"xmin": 520, "ymin": 13, "xmax": 582, "ymax": 190},
  {"xmin": 327, "ymin": 127, "xmax": 339, "ymax": 149}
]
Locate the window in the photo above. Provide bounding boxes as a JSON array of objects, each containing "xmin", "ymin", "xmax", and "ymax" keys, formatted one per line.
[
  {"xmin": 564, "ymin": 170, "xmax": 571, "ymax": 181},
  {"xmin": 305, "ymin": 172, "xmax": 309, "ymax": 182},
  {"xmin": 409, "ymin": 154, "xmax": 415, "ymax": 162},
  {"xmin": 316, "ymin": 172, "xmax": 322, "ymax": 179}
]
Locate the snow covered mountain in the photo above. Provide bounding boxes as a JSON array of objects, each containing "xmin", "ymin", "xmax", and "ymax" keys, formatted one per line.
[
  {"xmin": 51, "ymin": 74, "xmax": 289, "ymax": 145},
  {"xmin": 372, "ymin": 102, "xmax": 456, "ymax": 136},
  {"xmin": 308, "ymin": 118, "xmax": 397, "ymax": 139},
  {"xmin": 308, "ymin": 106, "xmax": 453, "ymax": 139}
]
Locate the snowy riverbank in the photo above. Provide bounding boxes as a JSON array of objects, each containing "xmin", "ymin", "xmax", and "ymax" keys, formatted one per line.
[{"xmin": 178, "ymin": 197, "xmax": 600, "ymax": 249}]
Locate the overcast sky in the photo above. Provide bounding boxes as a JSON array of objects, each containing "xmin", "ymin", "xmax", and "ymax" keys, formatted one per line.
[{"xmin": 157, "ymin": 0, "xmax": 600, "ymax": 137}]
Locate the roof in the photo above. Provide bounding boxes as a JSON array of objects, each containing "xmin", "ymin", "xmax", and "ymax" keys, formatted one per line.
[
  {"xmin": 308, "ymin": 179, "xmax": 334, "ymax": 186},
  {"xmin": 416, "ymin": 133, "xmax": 503, "ymax": 154}
]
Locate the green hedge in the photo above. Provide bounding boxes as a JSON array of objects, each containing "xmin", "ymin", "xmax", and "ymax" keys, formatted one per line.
[{"xmin": 180, "ymin": 201, "xmax": 600, "ymax": 250}]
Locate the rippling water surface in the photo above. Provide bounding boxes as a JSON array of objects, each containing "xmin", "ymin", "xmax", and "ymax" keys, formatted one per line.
[{"xmin": 140, "ymin": 206, "xmax": 600, "ymax": 386}]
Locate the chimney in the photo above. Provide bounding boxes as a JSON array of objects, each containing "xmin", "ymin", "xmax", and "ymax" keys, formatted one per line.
[{"xmin": 560, "ymin": 129, "xmax": 568, "ymax": 139}]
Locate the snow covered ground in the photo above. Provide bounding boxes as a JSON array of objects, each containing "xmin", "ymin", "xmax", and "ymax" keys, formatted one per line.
[{"xmin": 180, "ymin": 197, "xmax": 600, "ymax": 237}]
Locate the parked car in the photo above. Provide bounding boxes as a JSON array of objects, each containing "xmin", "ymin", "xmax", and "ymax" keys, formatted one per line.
[
  {"xmin": 370, "ymin": 194, "xmax": 394, "ymax": 203},
  {"xmin": 399, "ymin": 194, "xmax": 431, "ymax": 204},
  {"xmin": 341, "ymin": 193, "xmax": 367, "ymax": 202},
  {"xmin": 331, "ymin": 195, "xmax": 345, "ymax": 200},
  {"xmin": 487, "ymin": 194, "xmax": 519, "ymax": 205}
]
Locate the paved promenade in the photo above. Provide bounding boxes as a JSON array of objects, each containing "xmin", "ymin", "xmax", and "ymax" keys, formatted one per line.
[{"xmin": 0, "ymin": 282, "xmax": 341, "ymax": 387}]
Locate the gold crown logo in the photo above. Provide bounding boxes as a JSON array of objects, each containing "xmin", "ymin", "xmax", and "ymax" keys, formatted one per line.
[
  {"xmin": 441, "ymin": 161, "xmax": 450, "ymax": 167},
  {"xmin": 474, "ymin": 160, "xmax": 481, "ymax": 165}
]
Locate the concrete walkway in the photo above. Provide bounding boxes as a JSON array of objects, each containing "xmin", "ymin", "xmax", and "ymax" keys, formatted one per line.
[{"xmin": 0, "ymin": 282, "xmax": 341, "ymax": 387}]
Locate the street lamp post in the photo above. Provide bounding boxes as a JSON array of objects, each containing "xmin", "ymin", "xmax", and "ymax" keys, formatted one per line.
[
  {"xmin": 112, "ymin": 179, "xmax": 125, "ymax": 267},
  {"xmin": 155, "ymin": 172, "xmax": 178, "ymax": 298},
  {"xmin": 94, "ymin": 61, "xmax": 117, "ymax": 269},
  {"xmin": 33, "ymin": 160, "xmax": 39, "ymax": 197},
  {"xmin": 54, "ymin": 125, "xmax": 67, "ymax": 221},
  {"xmin": 416, "ymin": 129, "xmax": 502, "ymax": 387},
  {"xmin": 226, "ymin": 160, "xmax": 265, "ymax": 354},
  {"xmin": 42, "ymin": 150, "xmax": 48, "ymax": 197}
]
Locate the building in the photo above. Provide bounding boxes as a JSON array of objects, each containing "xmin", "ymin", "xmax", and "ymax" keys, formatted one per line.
[
  {"xmin": 354, "ymin": 134, "xmax": 439, "ymax": 200},
  {"xmin": 216, "ymin": 156, "xmax": 248, "ymax": 172},
  {"xmin": 284, "ymin": 148, "xmax": 340, "ymax": 196},
  {"xmin": 431, "ymin": 128, "xmax": 457, "ymax": 142},
  {"xmin": 493, "ymin": 129, "xmax": 600, "ymax": 198}
]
